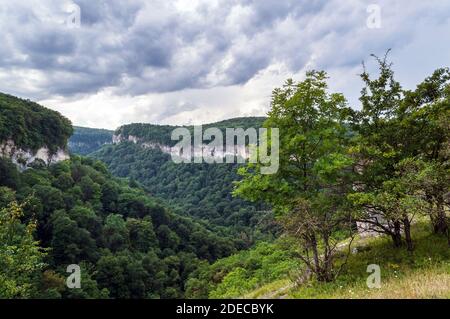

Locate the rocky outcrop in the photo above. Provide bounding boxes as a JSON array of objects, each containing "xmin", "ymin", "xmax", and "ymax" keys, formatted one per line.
[
  {"xmin": 112, "ymin": 134, "xmax": 250, "ymax": 160},
  {"xmin": 113, "ymin": 134, "xmax": 139, "ymax": 144},
  {"xmin": 0, "ymin": 139, "xmax": 69, "ymax": 170}
]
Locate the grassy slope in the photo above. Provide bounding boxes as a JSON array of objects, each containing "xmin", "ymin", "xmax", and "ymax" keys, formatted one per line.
[{"xmin": 244, "ymin": 223, "xmax": 450, "ymax": 299}]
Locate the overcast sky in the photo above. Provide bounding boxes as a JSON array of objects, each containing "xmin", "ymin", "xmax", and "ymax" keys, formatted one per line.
[{"xmin": 1, "ymin": 0, "xmax": 449, "ymax": 129}]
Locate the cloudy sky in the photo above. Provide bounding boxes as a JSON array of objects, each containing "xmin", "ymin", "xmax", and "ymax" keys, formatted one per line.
[{"xmin": 1, "ymin": 0, "xmax": 449, "ymax": 129}]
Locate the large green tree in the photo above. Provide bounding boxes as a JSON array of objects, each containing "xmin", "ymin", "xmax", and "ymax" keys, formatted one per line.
[
  {"xmin": 349, "ymin": 54, "xmax": 450, "ymax": 249},
  {"xmin": 0, "ymin": 202, "xmax": 46, "ymax": 298},
  {"xmin": 235, "ymin": 71, "xmax": 355, "ymax": 281}
]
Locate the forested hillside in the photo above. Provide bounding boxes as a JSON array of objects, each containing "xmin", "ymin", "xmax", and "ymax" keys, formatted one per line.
[
  {"xmin": 114, "ymin": 117, "xmax": 266, "ymax": 146},
  {"xmin": 0, "ymin": 93, "xmax": 72, "ymax": 153},
  {"xmin": 1, "ymin": 54, "xmax": 448, "ymax": 300},
  {"xmin": 68, "ymin": 127, "xmax": 114, "ymax": 155},
  {"xmin": 208, "ymin": 58, "xmax": 450, "ymax": 297},
  {"xmin": 91, "ymin": 117, "xmax": 277, "ymax": 245},
  {"xmin": 0, "ymin": 95, "xmax": 241, "ymax": 298}
]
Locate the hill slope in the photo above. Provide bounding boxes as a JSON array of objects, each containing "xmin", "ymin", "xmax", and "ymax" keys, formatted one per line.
[
  {"xmin": 0, "ymin": 93, "xmax": 241, "ymax": 298},
  {"xmin": 68, "ymin": 126, "xmax": 114, "ymax": 155},
  {"xmin": 114, "ymin": 117, "xmax": 267, "ymax": 146},
  {"xmin": 0, "ymin": 93, "xmax": 72, "ymax": 153},
  {"xmin": 189, "ymin": 222, "xmax": 449, "ymax": 299},
  {"xmin": 91, "ymin": 117, "xmax": 277, "ymax": 246}
]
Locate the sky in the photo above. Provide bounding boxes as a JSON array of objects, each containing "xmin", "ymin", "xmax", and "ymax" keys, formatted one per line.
[{"xmin": 0, "ymin": 0, "xmax": 449, "ymax": 129}]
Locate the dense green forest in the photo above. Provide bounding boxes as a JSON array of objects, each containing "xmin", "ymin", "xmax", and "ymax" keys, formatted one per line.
[
  {"xmin": 91, "ymin": 142, "xmax": 277, "ymax": 242},
  {"xmin": 0, "ymin": 95, "xmax": 249, "ymax": 298},
  {"xmin": 90, "ymin": 117, "xmax": 277, "ymax": 245},
  {"xmin": 68, "ymin": 127, "xmax": 114, "ymax": 155},
  {"xmin": 0, "ymin": 154, "xmax": 242, "ymax": 298},
  {"xmin": 66, "ymin": 117, "xmax": 275, "ymax": 245},
  {"xmin": 0, "ymin": 93, "xmax": 72, "ymax": 153},
  {"xmin": 0, "ymin": 151, "xmax": 248, "ymax": 297},
  {"xmin": 115, "ymin": 117, "xmax": 266, "ymax": 146}
]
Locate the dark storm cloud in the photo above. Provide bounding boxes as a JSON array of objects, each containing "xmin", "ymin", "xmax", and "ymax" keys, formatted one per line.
[
  {"xmin": 0, "ymin": 0, "xmax": 449, "ymax": 101},
  {"xmin": 71, "ymin": 0, "xmax": 142, "ymax": 27},
  {"xmin": 0, "ymin": 0, "xmax": 330, "ymax": 98}
]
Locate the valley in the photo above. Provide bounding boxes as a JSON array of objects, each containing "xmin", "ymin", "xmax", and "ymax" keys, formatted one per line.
[{"xmin": 1, "ymin": 59, "xmax": 449, "ymax": 300}]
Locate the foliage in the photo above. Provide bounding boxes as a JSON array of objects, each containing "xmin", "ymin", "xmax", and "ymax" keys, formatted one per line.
[
  {"xmin": 0, "ymin": 156, "xmax": 237, "ymax": 298},
  {"xmin": 0, "ymin": 201, "xmax": 46, "ymax": 298},
  {"xmin": 0, "ymin": 93, "xmax": 73, "ymax": 153},
  {"xmin": 91, "ymin": 119, "xmax": 278, "ymax": 248},
  {"xmin": 185, "ymin": 240, "xmax": 300, "ymax": 299},
  {"xmin": 349, "ymin": 53, "xmax": 450, "ymax": 248},
  {"xmin": 234, "ymin": 71, "xmax": 355, "ymax": 282},
  {"xmin": 68, "ymin": 127, "xmax": 114, "ymax": 155}
]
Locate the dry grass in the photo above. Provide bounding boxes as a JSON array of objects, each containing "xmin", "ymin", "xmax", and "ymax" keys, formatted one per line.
[
  {"xmin": 328, "ymin": 265, "xmax": 450, "ymax": 299},
  {"xmin": 244, "ymin": 222, "xmax": 450, "ymax": 299}
]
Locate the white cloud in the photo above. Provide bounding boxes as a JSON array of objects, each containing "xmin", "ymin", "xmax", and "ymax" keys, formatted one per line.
[{"xmin": 0, "ymin": 0, "xmax": 449, "ymax": 128}]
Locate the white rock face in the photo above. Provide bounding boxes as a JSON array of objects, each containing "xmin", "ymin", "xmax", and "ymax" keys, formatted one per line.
[
  {"xmin": 112, "ymin": 134, "xmax": 140, "ymax": 144},
  {"xmin": 112, "ymin": 134, "xmax": 123, "ymax": 144},
  {"xmin": 0, "ymin": 139, "xmax": 70, "ymax": 170},
  {"xmin": 112, "ymin": 134, "xmax": 251, "ymax": 160},
  {"xmin": 169, "ymin": 144, "xmax": 250, "ymax": 160}
]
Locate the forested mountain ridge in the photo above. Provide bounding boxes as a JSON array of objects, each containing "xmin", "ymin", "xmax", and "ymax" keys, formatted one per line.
[
  {"xmin": 68, "ymin": 117, "xmax": 266, "ymax": 156},
  {"xmin": 68, "ymin": 127, "xmax": 114, "ymax": 155},
  {"xmin": 90, "ymin": 116, "xmax": 277, "ymax": 245},
  {"xmin": 0, "ymin": 94, "xmax": 240, "ymax": 298},
  {"xmin": 0, "ymin": 93, "xmax": 72, "ymax": 168},
  {"xmin": 112, "ymin": 117, "xmax": 266, "ymax": 146},
  {"xmin": 0, "ymin": 93, "xmax": 73, "ymax": 153}
]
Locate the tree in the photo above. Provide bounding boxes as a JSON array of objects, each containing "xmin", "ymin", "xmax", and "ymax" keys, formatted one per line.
[
  {"xmin": 0, "ymin": 202, "xmax": 46, "ymax": 298},
  {"xmin": 394, "ymin": 158, "xmax": 450, "ymax": 246},
  {"xmin": 235, "ymin": 71, "xmax": 355, "ymax": 281},
  {"xmin": 79, "ymin": 176, "xmax": 101, "ymax": 202},
  {"xmin": 349, "ymin": 52, "xmax": 409, "ymax": 247},
  {"xmin": 349, "ymin": 54, "xmax": 450, "ymax": 248},
  {"xmin": 103, "ymin": 214, "xmax": 129, "ymax": 252},
  {"xmin": 0, "ymin": 186, "xmax": 16, "ymax": 208},
  {"xmin": 50, "ymin": 210, "xmax": 98, "ymax": 265},
  {"xmin": 400, "ymin": 68, "xmax": 450, "ymax": 236},
  {"xmin": 126, "ymin": 217, "xmax": 157, "ymax": 252},
  {"xmin": 53, "ymin": 173, "xmax": 74, "ymax": 191},
  {"xmin": 95, "ymin": 253, "xmax": 129, "ymax": 298},
  {"xmin": 0, "ymin": 158, "xmax": 19, "ymax": 189},
  {"xmin": 101, "ymin": 181, "xmax": 119, "ymax": 214}
]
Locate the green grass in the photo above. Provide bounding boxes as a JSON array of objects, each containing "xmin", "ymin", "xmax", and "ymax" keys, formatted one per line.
[
  {"xmin": 242, "ymin": 279, "xmax": 292, "ymax": 299},
  {"xmin": 244, "ymin": 223, "xmax": 450, "ymax": 299},
  {"xmin": 206, "ymin": 241, "xmax": 301, "ymax": 299}
]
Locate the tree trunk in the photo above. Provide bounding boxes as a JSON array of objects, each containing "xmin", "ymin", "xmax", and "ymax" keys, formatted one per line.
[
  {"xmin": 322, "ymin": 234, "xmax": 334, "ymax": 282},
  {"xmin": 309, "ymin": 234, "xmax": 322, "ymax": 277},
  {"xmin": 403, "ymin": 217, "xmax": 413, "ymax": 251},
  {"xmin": 433, "ymin": 195, "xmax": 448, "ymax": 235},
  {"xmin": 307, "ymin": 233, "xmax": 334, "ymax": 282},
  {"xmin": 447, "ymin": 224, "xmax": 450, "ymax": 247},
  {"xmin": 391, "ymin": 220, "xmax": 402, "ymax": 248}
]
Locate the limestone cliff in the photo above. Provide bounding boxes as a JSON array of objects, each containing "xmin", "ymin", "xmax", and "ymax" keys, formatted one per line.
[{"xmin": 0, "ymin": 139, "xmax": 69, "ymax": 170}]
